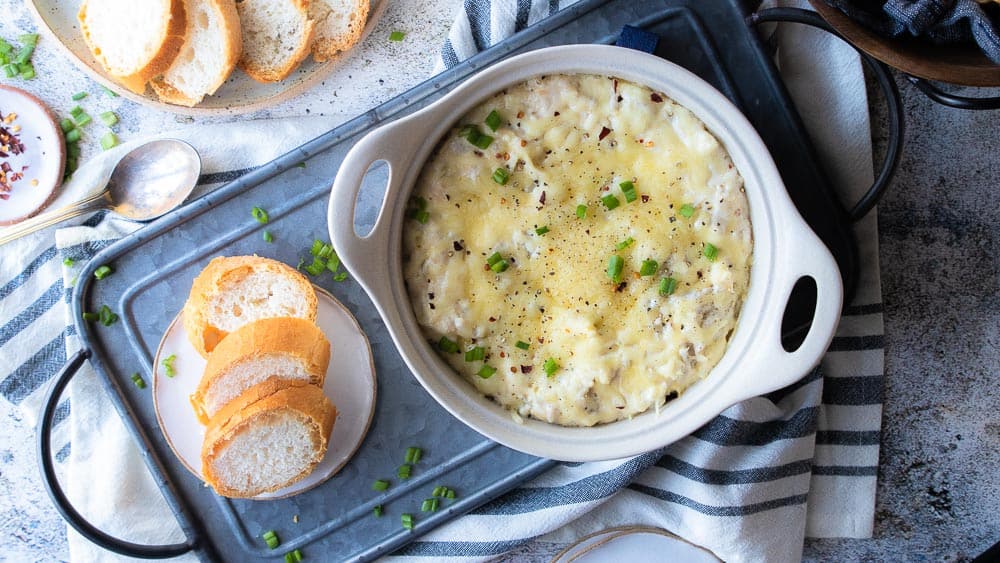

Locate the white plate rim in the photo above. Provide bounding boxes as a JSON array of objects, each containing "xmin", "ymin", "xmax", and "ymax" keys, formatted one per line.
[
  {"xmin": 24, "ymin": 0, "xmax": 387, "ymax": 116},
  {"xmin": 550, "ymin": 525, "xmax": 722, "ymax": 563},
  {"xmin": 151, "ymin": 286, "xmax": 377, "ymax": 500}
]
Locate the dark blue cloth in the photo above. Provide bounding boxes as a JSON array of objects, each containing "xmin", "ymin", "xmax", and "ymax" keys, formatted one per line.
[{"xmin": 823, "ymin": 0, "xmax": 1000, "ymax": 63}]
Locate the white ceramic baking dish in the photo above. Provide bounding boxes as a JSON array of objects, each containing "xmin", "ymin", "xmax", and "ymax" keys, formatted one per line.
[{"xmin": 328, "ymin": 45, "xmax": 842, "ymax": 462}]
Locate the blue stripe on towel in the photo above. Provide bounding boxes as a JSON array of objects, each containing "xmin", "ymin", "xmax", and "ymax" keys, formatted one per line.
[
  {"xmin": 0, "ymin": 280, "xmax": 62, "ymax": 348},
  {"xmin": 0, "ymin": 329, "xmax": 67, "ymax": 404},
  {"xmin": 0, "ymin": 247, "xmax": 57, "ymax": 300},
  {"xmin": 815, "ymin": 430, "xmax": 880, "ymax": 446},
  {"xmin": 629, "ymin": 484, "xmax": 810, "ymax": 516},
  {"xmin": 656, "ymin": 456, "xmax": 813, "ymax": 485},
  {"xmin": 692, "ymin": 407, "xmax": 818, "ymax": 446}
]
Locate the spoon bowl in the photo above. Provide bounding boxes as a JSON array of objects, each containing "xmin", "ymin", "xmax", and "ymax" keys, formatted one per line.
[{"xmin": 0, "ymin": 139, "xmax": 201, "ymax": 246}]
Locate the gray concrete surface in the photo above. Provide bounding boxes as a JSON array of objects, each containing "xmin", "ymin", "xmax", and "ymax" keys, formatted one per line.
[{"xmin": 1, "ymin": 0, "xmax": 997, "ymax": 561}]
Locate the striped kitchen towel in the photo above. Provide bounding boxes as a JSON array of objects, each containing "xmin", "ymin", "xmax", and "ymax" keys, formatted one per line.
[{"xmin": 0, "ymin": 2, "xmax": 883, "ymax": 562}]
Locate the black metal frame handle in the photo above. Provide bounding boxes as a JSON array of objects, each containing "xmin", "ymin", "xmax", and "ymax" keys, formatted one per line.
[
  {"xmin": 37, "ymin": 348, "xmax": 195, "ymax": 559},
  {"xmin": 749, "ymin": 7, "xmax": 905, "ymax": 222},
  {"xmin": 905, "ymin": 75, "xmax": 1000, "ymax": 110}
]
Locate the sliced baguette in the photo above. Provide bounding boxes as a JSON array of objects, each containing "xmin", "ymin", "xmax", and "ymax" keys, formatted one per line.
[
  {"xmin": 202, "ymin": 383, "xmax": 336, "ymax": 498},
  {"xmin": 308, "ymin": 0, "xmax": 369, "ymax": 62},
  {"xmin": 191, "ymin": 317, "xmax": 331, "ymax": 424},
  {"xmin": 183, "ymin": 256, "xmax": 318, "ymax": 358},
  {"xmin": 151, "ymin": 0, "xmax": 243, "ymax": 106},
  {"xmin": 78, "ymin": 0, "xmax": 187, "ymax": 94},
  {"xmin": 236, "ymin": 0, "xmax": 316, "ymax": 82}
]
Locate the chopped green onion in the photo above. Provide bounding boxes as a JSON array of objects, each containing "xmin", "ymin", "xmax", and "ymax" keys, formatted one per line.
[
  {"xmin": 74, "ymin": 112, "xmax": 91, "ymax": 127},
  {"xmin": 64, "ymin": 128, "xmax": 81, "ymax": 143},
  {"xmin": 432, "ymin": 486, "xmax": 446, "ymax": 497},
  {"xmin": 401, "ymin": 513, "xmax": 414, "ymax": 530},
  {"xmin": 445, "ymin": 488, "xmax": 456, "ymax": 499},
  {"xmin": 607, "ymin": 255, "xmax": 624, "ymax": 283},
  {"xmin": 162, "ymin": 354, "xmax": 177, "ymax": 377},
  {"xmin": 63, "ymin": 257, "xmax": 75, "ymax": 267},
  {"xmin": 515, "ymin": 340, "xmax": 530, "ymax": 350},
  {"xmin": 67, "ymin": 142, "xmax": 81, "ymax": 157},
  {"xmin": 262, "ymin": 530, "xmax": 280, "ymax": 550},
  {"xmin": 389, "ymin": 31, "xmax": 405, "ymax": 41},
  {"xmin": 99, "ymin": 132, "xmax": 118, "ymax": 150},
  {"xmin": 310, "ymin": 239, "xmax": 324, "ymax": 256},
  {"xmin": 98, "ymin": 305, "xmax": 118, "ymax": 326},
  {"xmin": 317, "ymin": 243, "xmax": 333, "ymax": 259},
  {"xmin": 492, "ymin": 167, "xmax": 509, "ymax": 185},
  {"xmin": 82, "ymin": 312, "xmax": 99, "ymax": 322},
  {"xmin": 484, "ymin": 109, "xmax": 502, "ymax": 131},
  {"xmin": 421, "ymin": 498, "xmax": 440, "ymax": 512},
  {"xmin": 13, "ymin": 39, "xmax": 35, "ymax": 65},
  {"xmin": 263, "ymin": 230, "xmax": 274, "ymax": 243},
  {"xmin": 251, "ymin": 206, "xmax": 269, "ymax": 224},
  {"xmin": 639, "ymin": 259, "xmax": 658, "ymax": 277},
  {"xmin": 333, "ymin": 272, "xmax": 348, "ymax": 282},
  {"xmin": 100, "ymin": 85, "xmax": 118, "ymax": 97},
  {"xmin": 405, "ymin": 447, "xmax": 422, "ymax": 464},
  {"xmin": 414, "ymin": 210, "xmax": 430, "ymax": 224},
  {"xmin": 69, "ymin": 105, "xmax": 85, "ymax": 118},
  {"xmin": 620, "ymin": 180, "xmax": 638, "ymax": 203},
  {"xmin": 130, "ymin": 373, "xmax": 146, "ymax": 389},
  {"xmin": 2, "ymin": 63, "xmax": 16, "ymax": 78},
  {"xmin": 471, "ymin": 133, "xmax": 494, "ymax": 150},
  {"xmin": 464, "ymin": 346, "xmax": 485, "ymax": 362},
  {"xmin": 284, "ymin": 548, "xmax": 303, "ymax": 563},
  {"xmin": 534, "ymin": 225, "xmax": 550, "ymax": 236},
  {"xmin": 19, "ymin": 34, "xmax": 38, "ymax": 46},
  {"xmin": 372, "ymin": 479, "xmax": 390, "ymax": 491},
  {"xmin": 19, "ymin": 64, "xmax": 34, "ymax": 80},
  {"xmin": 0, "ymin": 39, "xmax": 11, "ymax": 54},
  {"xmin": 616, "ymin": 237, "xmax": 634, "ymax": 250},
  {"xmin": 304, "ymin": 258, "xmax": 325, "ymax": 277},
  {"xmin": 703, "ymin": 242, "xmax": 718, "ymax": 261},
  {"xmin": 679, "ymin": 203, "xmax": 695, "ymax": 218},
  {"xmin": 438, "ymin": 336, "xmax": 459, "ymax": 354},
  {"xmin": 490, "ymin": 259, "xmax": 509, "ymax": 273},
  {"xmin": 99, "ymin": 111, "xmax": 118, "ymax": 127},
  {"xmin": 543, "ymin": 358, "xmax": 560, "ymax": 377},
  {"xmin": 325, "ymin": 254, "xmax": 341, "ymax": 273},
  {"xmin": 477, "ymin": 365, "xmax": 496, "ymax": 379},
  {"xmin": 659, "ymin": 277, "xmax": 678, "ymax": 296},
  {"xmin": 457, "ymin": 124, "xmax": 478, "ymax": 139},
  {"xmin": 59, "ymin": 118, "xmax": 75, "ymax": 133},
  {"xmin": 486, "ymin": 252, "xmax": 503, "ymax": 266},
  {"xmin": 296, "ymin": 161, "xmax": 306, "ymax": 168},
  {"xmin": 398, "ymin": 464, "xmax": 412, "ymax": 479},
  {"xmin": 93, "ymin": 265, "xmax": 113, "ymax": 280},
  {"xmin": 72, "ymin": 91, "xmax": 88, "ymax": 101},
  {"xmin": 601, "ymin": 194, "xmax": 620, "ymax": 210},
  {"xmin": 576, "ymin": 204, "xmax": 587, "ymax": 219},
  {"xmin": 373, "ymin": 505, "xmax": 384, "ymax": 517}
]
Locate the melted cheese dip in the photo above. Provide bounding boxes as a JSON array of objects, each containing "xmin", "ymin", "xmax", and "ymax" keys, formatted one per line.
[{"xmin": 403, "ymin": 74, "xmax": 752, "ymax": 427}]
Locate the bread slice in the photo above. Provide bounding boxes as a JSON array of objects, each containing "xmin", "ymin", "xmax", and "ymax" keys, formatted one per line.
[
  {"xmin": 202, "ymin": 383, "xmax": 336, "ymax": 498},
  {"xmin": 150, "ymin": 0, "xmax": 243, "ymax": 106},
  {"xmin": 183, "ymin": 256, "xmax": 318, "ymax": 358},
  {"xmin": 78, "ymin": 0, "xmax": 187, "ymax": 94},
  {"xmin": 191, "ymin": 317, "xmax": 331, "ymax": 424},
  {"xmin": 235, "ymin": 0, "xmax": 316, "ymax": 82},
  {"xmin": 308, "ymin": 0, "xmax": 369, "ymax": 62}
]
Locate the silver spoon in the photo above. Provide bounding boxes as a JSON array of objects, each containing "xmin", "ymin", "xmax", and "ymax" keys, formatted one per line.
[{"xmin": 0, "ymin": 139, "xmax": 201, "ymax": 246}]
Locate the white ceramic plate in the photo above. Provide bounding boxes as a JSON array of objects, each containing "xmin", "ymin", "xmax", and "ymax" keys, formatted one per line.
[
  {"xmin": 0, "ymin": 85, "xmax": 64, "ymax": 225},
  {"xmin": 26, "ymin": 0, "xmax": 386, "ymax": 115},
  {"xmin": 152, "ymin": 288, "xmax": 376, "ymax": 500},
  {"xmin": 552, "ymin": 526, "xmax": 721, "ymax": 563}
]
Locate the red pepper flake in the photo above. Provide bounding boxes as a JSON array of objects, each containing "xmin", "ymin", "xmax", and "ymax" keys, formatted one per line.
[
  {"xmin": 651, "ymin": 93, "xmax": 663, "ymax": 103},
  {"xmin": 521, "ymin": 365, "xmax": 533, "ymax": 374},
  {"xmin": 598, "ymin": 126, "xmax": 611, "ymax": 141},
  {"xmin": 615, "ymin": 281, "xmax": 628, "ymax": 292},
  {"xmin": 641, "ymin": 194, "xmax": 650, "ymax": 203},
  {"xmin": 517, "ymin": 111, "xmax": 525, "ymax": 119},
  {"xmin": 489, "ymin": 316, "xmax": 497, "ymax": 322},
  {"xmin": 453, "ymin": 241, "xmax": 464, "ymax": 251},
  {"xmin": 510, "ymin": 366, "xmax": 518, "ymax": 373},
  {"xmin": 613, "ymin": 79, "xmax": 618, "ymax": 92},
  {"xmin": 520, "ymin": 139, "xmax": 527, "ymax": 147},
  {"xmin": 539, "ymin": 191, "xmax": 546, "ymax": 205}
]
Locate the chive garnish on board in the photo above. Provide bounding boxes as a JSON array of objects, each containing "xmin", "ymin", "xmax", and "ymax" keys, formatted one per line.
[
  {"xmin": 262, "ymin": 530, "xmax": 280, "ymax": 549},
  {"xmin": 71, "ymin": 91, "xmax": 88, "ymax": 101},
  {"xmin": 93, "ymin": 265, "xmax": 113, "ymax": 280},
  {"xmin": 401, "ymin": 513, "xmax": 414, "ymax": 530},
  {"xmin": 130, "ymin": 373, "xmax": 146, "ymax": 389},
  {"xmin": 398, "ymin": 464, "xmax": 412, "ymax": 479},
  {"xmin": 372, "ymin": 479, "xmax": 390, "ymax": 491},
  {"xmin": 100, "ymin": 132, "xmax": 118, "ymax": 150},
  {"xmin": 263, "ymin": 230, "xmax": 274, "ymax": 243},
  {"xmin": 389, "ymin": 31, "xmax": 405, "ymax": 42},
  {"xmin": 405, "ymin": 447, "xmax": 422, "ymax": 464},
  {"xmin": 251, "ymin": 206, "xmax": 269, "ymax": 224},
  {"xmin": 98, "ymin": 305, "xmax": 118, "ymax": 326},
  {"xmin": 284, "ymin": 548, "xmax": 303, "ymax": 563},
  {"xmin": 373, "ymin": 505, "xmax": 384, "ymax": 517},
  {"xmin": 99, "ymin": 111, "xmax": 118, "ymax": 127}
]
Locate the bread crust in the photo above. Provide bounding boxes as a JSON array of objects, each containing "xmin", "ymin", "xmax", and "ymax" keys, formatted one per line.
[
  {"xmin": 182, "ymin": 256, "xmax": 318, "ymax": 358},
  {"xmin": 310, "ymin": 0, "xmax": 370, "ymax": 62},
  {"xmin": 201, "ymin": 383, "xmax": 336, "ymax": 498},
  {"xmin": 191, "ymin": 317, "xmax": 331, "ymax": 423},
  {"xmin": 79, "ymin": 0, "xmax": 188, "ymax": 95},
  {"xmin": 237, "ymin": 0, "xmax": 316, "ymax": 82},
  {"xmin": 150, "ymin": 0, "xmax": 243, "ymax": 106}
]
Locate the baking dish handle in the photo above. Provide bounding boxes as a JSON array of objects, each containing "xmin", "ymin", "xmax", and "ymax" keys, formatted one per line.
[
  {"xmin": 37, "ymin": 348, "xmax": 196, "ymax": 559},
  {"xmin": 329, "ymin": 114, "xmax": 426, "ymax": 301},
  {"xmin": 905, "ymin": 75, "xmax": 1000, "ymax": 110},
  {"xmin": 747, "ymin": 224, "xmax": 843, "ymax": 397}
]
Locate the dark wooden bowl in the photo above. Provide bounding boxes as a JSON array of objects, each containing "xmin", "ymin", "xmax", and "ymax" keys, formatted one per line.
[{"xmin": 809, "ymin": 0, "xmax": 1000, "ymax": 86}]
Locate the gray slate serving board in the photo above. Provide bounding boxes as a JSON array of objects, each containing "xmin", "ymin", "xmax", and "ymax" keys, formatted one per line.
[{"xmin": 68, "ymin": 0, "xmax": 851, "ymax": 560}]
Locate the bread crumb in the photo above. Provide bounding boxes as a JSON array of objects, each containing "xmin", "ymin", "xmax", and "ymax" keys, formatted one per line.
[{"xmin": 293, "ymin": 514, "xmax": 299, "ymax": 523}]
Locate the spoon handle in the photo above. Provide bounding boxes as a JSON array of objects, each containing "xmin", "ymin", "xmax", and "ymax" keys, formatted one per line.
[{"xmin": 0, "ymin": 191, "xmax": 108, "ymax": 246}]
